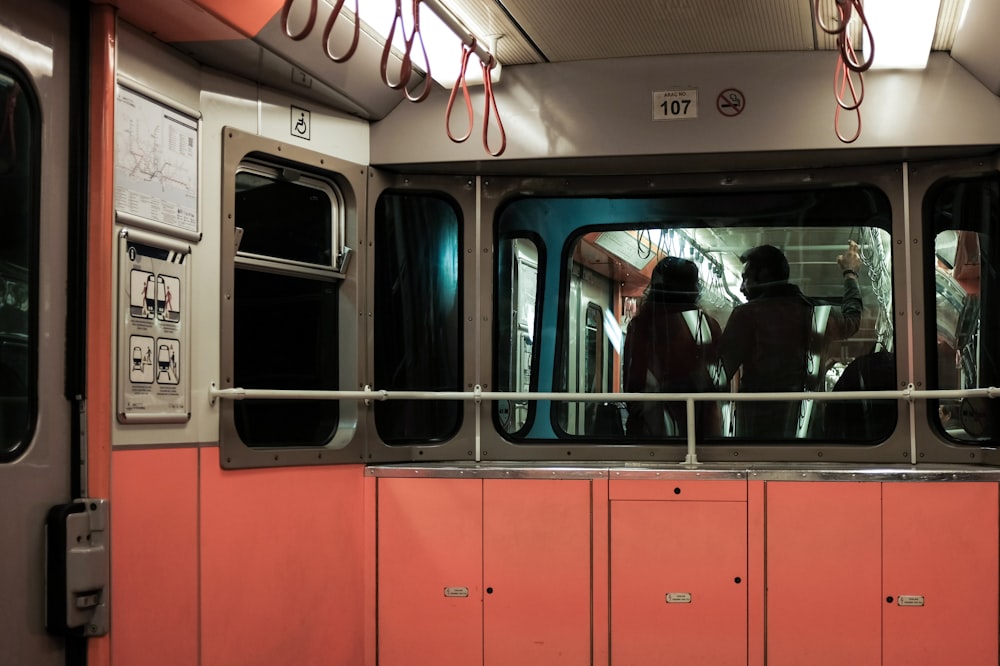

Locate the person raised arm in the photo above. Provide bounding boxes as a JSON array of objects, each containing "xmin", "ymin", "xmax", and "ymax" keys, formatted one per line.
[{"xmin": 831, "ymin": 239, "xmax": 863, "ymax": 339}]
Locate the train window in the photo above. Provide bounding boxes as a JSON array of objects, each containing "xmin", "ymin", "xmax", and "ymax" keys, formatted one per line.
[
  {"xmin": 926, "ymin": 177, "xmax": 998, "ymax": 442},
  {"xmin": 373, "ymin": 192, "xmax": 463, "ymax": 445},
  {"xmin": 496, "ymin": 237, "xmax": 540, "ymax": 435},
  {"xmin": 496, "ymin": 187, "xmax": 895, "ymax": 444},
  {"xmin": 231, "ymin": 164, "xmax": 343, "ymax": 447},
  {"xmin": 0, "ymin": 64, "xmax": 37, "ymax": 462}
]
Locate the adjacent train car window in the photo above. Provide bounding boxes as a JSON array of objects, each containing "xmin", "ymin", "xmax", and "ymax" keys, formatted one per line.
[
  {"xmin": 496, "ymin": 187, "xmax": 895, "ymax": 444},
  {"xmin": 926, "ymin": 176, "xmax": 998, "ymax": 441},
  {"xmin": 497, "ymin": 237, "xmax": 540, "ymax": 435},
  {"xmin": 0, "ymin": 65, "xmax": 37, "ymax": 462},
  {"xmin": 373, "ymin": 193, "xmax": 462, "ymax": 445},
  {"xmin": 231, "ymin": 164, "xmax": 343, "ymax": 447}
]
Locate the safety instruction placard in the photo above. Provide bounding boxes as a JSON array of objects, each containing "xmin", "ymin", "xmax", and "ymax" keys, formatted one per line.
[{"xmin": 117, "ymin": 228, "xmax": 190, "ymax": 424}]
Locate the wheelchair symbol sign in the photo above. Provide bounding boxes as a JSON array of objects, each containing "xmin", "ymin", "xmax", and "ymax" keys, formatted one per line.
[{"xmin": 291, "ymin": 105, "xmax": 311, "ymax": 140}]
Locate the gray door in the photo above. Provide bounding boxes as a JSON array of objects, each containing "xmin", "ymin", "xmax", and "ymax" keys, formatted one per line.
[{"xmin": 0, "ymin": 1, "xmax": 74, "ymax": 664}]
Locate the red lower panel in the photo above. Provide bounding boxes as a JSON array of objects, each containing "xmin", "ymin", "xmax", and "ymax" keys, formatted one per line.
[
  {"xmin": 611, "ymin": 499, "xmax": 747, "ymax": 664},
  {"xmin": 765, "ymin": 482, "xmax": 882, "ymax": 666},
  {"xmin": 483, "ymin": 479, "xmax": 592, "ymax": 666},
  {"xmin": 377, "ymin": 477, "xmax": 484, "ymax": 666},
  {"xmin": 111, "ymin": 447, "xmax": 199, "ymax": 666},
  {"xmin": 882, "ymin": 482, "xmax": 999, "ymax": 665},
  {"xmin": 200, "ymin": 448, "xmax": 367, "ymax": 666}
]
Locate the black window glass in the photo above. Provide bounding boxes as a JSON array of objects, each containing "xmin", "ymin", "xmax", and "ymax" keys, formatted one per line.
[
  {"xmin": 0, "ymin": 65, "xmax": 37, "ymax": 462},
  {"xmin": 232, "ymin": 166, "xmax": 341, "ymax": 448},
  {"xmin": 235, "ymin": 171, "xmax": 333, "ymax": 266},
  {"xmin": 373, "ymin": 192, "xmax": 462, "ymax": 445},
  {"xmin": 233, "ymin": 270, "xmax": 339, "ymax": 446}
]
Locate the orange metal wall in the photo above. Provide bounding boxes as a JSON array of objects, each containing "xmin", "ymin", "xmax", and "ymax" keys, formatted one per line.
[
  {"xmin": 377, "ymin": 477, "xmax": 595, "ymax": 665},
  {"xmin": 609, "ymin": 488, "xmax": 748, "ymax": 664},
  {"xmin": 882, "ymin": 482, "xmax": 999, "ymax": 664},
  {"xmin": 109, "ymin": 456, "xmax": 1000, "ymax": 666},
  {"xmin": 87, "ymin": 6, "xmax": 117, "ymax": 664},
  {"xmin": 766, "ymin": 482, "xmax": 883, "ymax": 665},
  {"xmin": 199, "ymin": 449, "xmax": 368, "ymax": 666},
  {"xmin": 111, "ymin": 448, "xmax": 200, "ymax": 666},
  {"xmin": 483, "ymin": 479, "xmax": 592, "ymax": 666},
  {"xmin": 99, "ymin": 0, "xmax": 280, "ymax": 43},
  {"xmin": 110, "ymin": 448, "xmax": 370, "ymax": 666},
  {"xmin": 377, "ymin": 477, "xmax": 484, "ymax": 665}
]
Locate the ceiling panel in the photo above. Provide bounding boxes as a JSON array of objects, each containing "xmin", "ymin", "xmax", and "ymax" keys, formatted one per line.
[
  {"xmin": 433, "ymin": 0, "xmax": 969, "ymax": 66},
  {"xmin": 499, "ymin": 0, "xmax": 816, "ymax": 61}
]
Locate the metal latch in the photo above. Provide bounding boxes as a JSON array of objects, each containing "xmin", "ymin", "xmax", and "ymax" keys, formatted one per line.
[{"xmin": 45, "ymin": 499, "xmax": 110, "ymax": 637}]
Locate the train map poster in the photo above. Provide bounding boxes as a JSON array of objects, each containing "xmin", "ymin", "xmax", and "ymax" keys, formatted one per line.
[
  {"xmin": 114, "ymin": 85, "xmax": 198, "ymax": 236},
  {"xmin": 117, "ymin": 228, "xmax": 191, "ymax": 424}
]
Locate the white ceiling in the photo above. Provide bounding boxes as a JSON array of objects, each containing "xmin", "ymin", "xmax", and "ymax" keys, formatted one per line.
[{"xmin": 442, "ymin": 0, "xmax": 968, "ymax": 67}]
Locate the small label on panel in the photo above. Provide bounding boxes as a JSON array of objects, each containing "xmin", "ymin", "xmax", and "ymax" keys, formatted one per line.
[
  {"xmin": 897, "ymin": 595, "xmax": 925, "ymax": 607},
  {"xmin": 652, "ymin": 88, "xmax": 698, "ymax": 121},
  {"xmin": 444, "ymin": 587, "xmax": 469, "ymax": 598},
  {"xmin": 665, "ymin": 592, "xmax": 692, "ymax": 603}
]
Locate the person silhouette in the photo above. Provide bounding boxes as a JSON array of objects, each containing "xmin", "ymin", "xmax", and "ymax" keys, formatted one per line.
[{"xmin": 623, "ymin": 256, "xmax": 723, "ymax": 437}]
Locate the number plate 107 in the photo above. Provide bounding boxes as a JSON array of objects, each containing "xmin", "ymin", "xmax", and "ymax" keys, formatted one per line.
[{"xmin": 652, "ymin": 89, "xmax": 699, "ymax": 121}]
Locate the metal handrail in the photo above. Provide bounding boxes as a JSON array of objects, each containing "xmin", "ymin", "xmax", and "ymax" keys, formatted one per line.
[
  {"xmin": 209, "ymin": 383, "xmax": 997, "ymax": 466},
  {"xmin": 209, "ymin": 384, "xmax": 999, "ymax": 404}
]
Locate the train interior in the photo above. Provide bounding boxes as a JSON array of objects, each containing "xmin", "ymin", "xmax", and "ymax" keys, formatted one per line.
[{"xmin": 3, "ymin": 0, "xmax": 1000, "ymax": 664}]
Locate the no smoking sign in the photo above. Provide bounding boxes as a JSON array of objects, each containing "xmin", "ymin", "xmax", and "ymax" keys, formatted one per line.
[{"xmin": 716, "ymin": 88, "xmax": 745, "ymax": 117}]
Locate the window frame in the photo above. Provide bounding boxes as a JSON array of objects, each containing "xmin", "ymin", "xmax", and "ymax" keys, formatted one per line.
[
  {"xmin": 219, "ymin": 127, "xmax": 365, "ymax": 469},
  {"xmin": 363, "ymin": 172, "xmax": 480, "ymax": 464},
  {"xmin": 914, "ymin": 160, "xmax": 1000, "ymax": 464},
  {"xmin": 0, "ymin": 61, "xmax": 40, "ymax": 463},
  {"xmin": 482, "ymin": 166, "xmax": 914, "ymax": 464}
]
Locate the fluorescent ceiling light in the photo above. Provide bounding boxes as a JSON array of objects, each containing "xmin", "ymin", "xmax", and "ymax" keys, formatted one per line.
[
  {"xmin": 356, "ymin": 0, "xmax": 497, "ymax": 87},
  {"xmin": 862, "ymin": 0, "xmax": 942, "ymax": 70}
]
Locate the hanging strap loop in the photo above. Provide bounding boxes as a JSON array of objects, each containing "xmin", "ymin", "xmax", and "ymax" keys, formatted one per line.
[
  {"xmin": 322, "ymin": 0, "xmax": 360, "ymax": 63},
  {"xmin": 403, "ymin": 0, "xmax": 433, "ymax": 103},
  {"xmin": 280, "ymin": 0, "xmax": 318, "ymax": 41},
  {"xmin": 379, "ymin": 0, "xmax": 412, "ymax": 90},
  {"xmin": 481, "ymin": 56, "xmax": 506, "ymax": 157},
  {"xmin": 446, "ymin": 39, "xmax": 476, "ymax": 142}
]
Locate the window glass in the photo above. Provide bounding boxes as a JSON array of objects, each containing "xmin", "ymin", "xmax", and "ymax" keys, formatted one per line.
[
  {"xmin": 496, "ymin": 187, "xmax": 895, "ymax": 443},
  {"xmin": 496, "ymin": 237, "xmax": 539, "ymax": 435},
  {"xmin": 373, "ymin": 192, "xmax": 462, "ymax": 445},
  {"xmin": 232, "ymin": 166, "xmax": 342, "ymax": 447},
  {"xmin": 927, "ymin": 177, "xmax": 998, "ymax": 441},
  {"xmin": 0, "ymin": 66, "xmax": 37, "ymax": 461}
]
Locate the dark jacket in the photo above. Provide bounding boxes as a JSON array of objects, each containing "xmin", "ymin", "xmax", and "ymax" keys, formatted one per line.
[
  {"xmin": 623, "ymin": 302, "xmax": 723, "ymax": 437},
  {"xmin": 718, "ymin": 278, "xmax": 862, "ymax": 438}
]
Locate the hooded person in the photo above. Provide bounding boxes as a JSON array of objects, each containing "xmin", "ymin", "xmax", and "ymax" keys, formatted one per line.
[{"xmin": 622, "ymin": 256, "xmax": 723, "ymax": 437}]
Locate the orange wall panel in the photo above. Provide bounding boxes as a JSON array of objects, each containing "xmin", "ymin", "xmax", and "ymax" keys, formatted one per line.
[
  {"xmin": 107, "ymin": 0, "xmax": 249, "ymax": 43},
  {"xmin": 200, "ymin": 448, "xmax": 366, "ymax": 666},
  {"xmin": 610, "ymin": 499, "xmax": 747, "ymax": 664},
  {"xmin": 483, "ymin": 479, "xmax": 592, "ymax": 666},
  {"xmin": 377, "ymin": 477, "xmax": 483, "ymax": 666},
  {"xmin": 193, "ymin": 0, "xmax": 282, "ymax": 37},
  {"xmin": 765, "ymin": 482, "xmax": 882, "ymax": 666},
  {"xmin": 747, "ymin": 480, "xmax": 765, "ymax": 666},
  {"xmin": 111, "ymin": 447, "xmax": 199, "ymax": 666},
  {"xmin": 592, "ymin": 479, "xmax": 610, "ymax": 666},
  {"xmin": 87, "ymin": 8, "xmax": 117, "ymax": 664},
  {"xmin": 882, "ymin": 482, "xmax": 999, "ymax": 665},
  {"xmin": 610, "ymin": 478, "xmax": 746, "ymax": 501}
]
